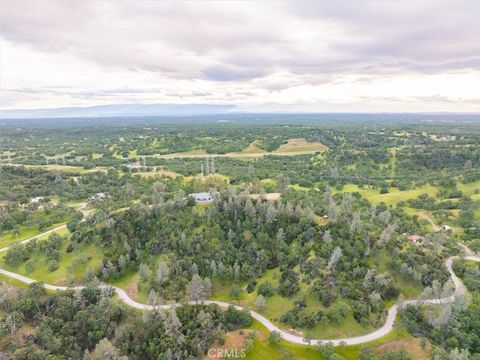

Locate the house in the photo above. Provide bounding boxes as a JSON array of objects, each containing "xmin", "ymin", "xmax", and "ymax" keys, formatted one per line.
[
  {"xmin": 441, "ymin": 225, "xmax": 453, "ymax": 232},
  {"xmin": 126, "ymin": 161, "xmax": 143, "ymax": 171},
  {"xmin": 88, "ymin": 192, "xmax": 106, "ymax": 203},
  {"xmin": 30, "ymin": 196, "xmax": 44, "ymax": 204},
  {"xmin": 407, "ymin": 235, "xmax": 423, "ymax": 244},
  {"xmin": 189, "ymin": 192, "xmax": 213, "ymax": 203}
]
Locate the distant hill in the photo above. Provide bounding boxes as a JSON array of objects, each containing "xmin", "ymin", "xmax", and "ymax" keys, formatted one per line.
[{"xmin": 0, "ymin": 103, "xmax": 238, "ymax": 119}]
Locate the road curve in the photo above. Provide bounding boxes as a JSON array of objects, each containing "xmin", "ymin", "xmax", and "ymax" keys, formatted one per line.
[
  {"xmin": 0, "ymin": 235, "xmax": 478, "ymax": 346},
  {"xmin": 0, "ymin": 202, "xmax": 89, "ymax": 254},
  {"xmin": 0, "ymin": 224, "xmax": 67, "ymax": 253}
]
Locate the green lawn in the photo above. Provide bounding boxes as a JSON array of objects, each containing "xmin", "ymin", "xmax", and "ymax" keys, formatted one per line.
[
  {"xmin": 458, "ymin": 180, "xmax": 480, "ymax": 196},
  {"xmin": 0, "ymin": 221, "xmax": 67, "ymax": 248},
  {"xmin": 0, "ymin": 273, "xmax": 29, "ymax": 288},
  {"xmin": 337, "ymin": 183, "xmax": 439, "ymax": 206},
  {"xmin": 109, "ymin": 271, "xmax": 149, "ymax": 303}
]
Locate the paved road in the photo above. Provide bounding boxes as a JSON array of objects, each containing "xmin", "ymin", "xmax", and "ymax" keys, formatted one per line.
[{"xmin": 0, "ymin": 226, "xmax": 478, "ymax": 346}]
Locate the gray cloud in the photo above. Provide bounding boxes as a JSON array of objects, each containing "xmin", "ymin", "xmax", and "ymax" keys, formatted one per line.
[
  {"xmin": 203, "ymin": 64, "xmax": 268, "ymax": 81},
  {"xmin": 1, "ymin": 0, "xmax": 478, "ymax": 84},
  {"xmin": 0, "ymin": 0, "xmax": 479, "ymax": 111}
]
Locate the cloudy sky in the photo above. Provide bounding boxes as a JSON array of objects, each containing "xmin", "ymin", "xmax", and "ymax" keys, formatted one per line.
[{"xmin": 0, "ymin": 0, "xmax": 479, "ymax": 112}]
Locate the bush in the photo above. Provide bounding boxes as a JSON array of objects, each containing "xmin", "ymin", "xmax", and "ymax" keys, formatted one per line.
[
  {"xmin": 229, "ymin": 285, "xmax": 241, "ymax": 299},
  {"xmin": 257, "ymin": 281, "xmax": 274, "ymax": 297},
  {"xmin": 223, "ymin": 305, "xmax": 252, "ymax": 330},
  {"xmin": 47, "ymin": 259, "xmax": 59, "ymax": 272},
  {"xmin": 268, "ymin": 330, "xmax": 282, "ymax": 345},
  {"xmin": 278, "ymin": 270, "xmax": 300, "ymax": 297},
  {"xmin": 24, "ymin": 259, "xmax": 37, "ymax": 273},
  {"xmin": 246, "ymin": 281, "xmax": 256, "ymax": 293}
]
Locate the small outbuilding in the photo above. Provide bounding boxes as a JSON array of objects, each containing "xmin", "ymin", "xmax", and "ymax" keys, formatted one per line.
[
  {"xmin": 407, "ymin": 234, "xmax": 423, "ymax": 244},
  {"xmin": 440, "ymin": 225, "xmax": 453, "ymax": 232},
  {"xmin": 89, "ymin": 192, "xmax": 106, "ymax": 203},
  {"xmin": 189, "ymin": 192, "xmax": 213, "ymax": 203}
]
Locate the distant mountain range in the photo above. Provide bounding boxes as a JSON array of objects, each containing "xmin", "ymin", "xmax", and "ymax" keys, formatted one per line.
[{"xmin": 0, "ymin": 103, "xmax": 238, "ymax": 119}]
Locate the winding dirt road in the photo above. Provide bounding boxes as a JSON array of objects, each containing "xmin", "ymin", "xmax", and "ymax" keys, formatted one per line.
[{"xmin": 0, "ymin": 225, "xmax": 478, "ymax": 346}]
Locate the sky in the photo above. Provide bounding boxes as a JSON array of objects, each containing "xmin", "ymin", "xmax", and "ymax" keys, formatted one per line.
[{"xmin": 0, "ymin": 0, "xmax": 479, "ymax": 113}]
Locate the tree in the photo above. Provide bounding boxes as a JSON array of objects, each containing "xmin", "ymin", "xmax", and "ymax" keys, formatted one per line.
[
  {"xmin": 210, "ymin": 260, "xmax": 217, "ymax": 276},
  {"xmin": 350, "ymin": 212, "xmax": 361, "ymax": 234},
  {"xmin": 327, "ymin": 200, "xmax": 339, "ymax": 222},
  {"xmin": 210, "ymin": 157, "xmax": 215, "ymax": 174},
  {"xmin": 138, "ymin": 263, "xmax": 150, "ymax": 282},
  {"xmin": 186, "ymin": 274, "xmax": 206, "ymax": 303},
  {"xmin": 276, "ymin": 173, "xmax": 290, "ymax": 192},
  {"xmin": 205, "ymin": 158, "xmax": 210, "ymax": 175},
  {"xmin": 156, "ymin": 261, "xmax": 170, "ymax": 285},
  {"xmin": 278, "ymin": 269, "xmax": 300, "ymax": 297},
  {"xmin": 328, "ymin": 247, "xmax": 342, "ymax": 271},
  {"xmin": 448, "ymin": 348, "xmax": 470, "ymax": 360},
  {"xmin": 256, "ymin": 295, "xmax": 266, "ymax": 312},
  {"xmin": 204, "ymin": 277, "xmax": 212, "ymax": 298},
  {"xmin": 164, "ymin": 308, "xmax": 183, "ymax": 342},
  {"xmin": 379, "ymin": 224, "xmax": 396, "ymax": 246},
  {"xmin": 125, "ymin": 183, "xmax": 134, "ymax": 205},
  {"xmin": 269, "ymin": 330, "xmax": 282, "ymax": 345},
  {"xmin": 146, "ymin": 289, "xmax": 159, "ymax": 310},
  {"xmin": 94, "ymin": 338, "xmax": 126, "ymax": 360},
  {"xmin": 257, "ymin": 281, "xmax": 274, "ymax": 297},
  {"xmin": 266, "ymin": 203, "xmax": 277, "ymax": 224},
  {"xmin": 323, "ymin": 230, "xmax": 333, "ymax": 243},
  {"xmin": 342, "ymin": 193, "xmax": 353, "ymax": 216},
  {"xmin": 152, "ymin": 181, "xmax": 165, "ymax": 206},
  {"xmin": 229, "ymin": 285, "xmax": 242, "ymax": 299},
  {"xmin": 377, "ymin": 210, "xmax": 391, "ymax": 225}
]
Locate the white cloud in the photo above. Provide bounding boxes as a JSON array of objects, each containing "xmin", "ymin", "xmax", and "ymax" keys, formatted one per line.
[{"xmin": 0, "ymin": 0, "xmax": 479, "ymax": 112}]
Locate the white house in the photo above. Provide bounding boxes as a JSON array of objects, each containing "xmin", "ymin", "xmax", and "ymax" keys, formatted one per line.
[
  {"xmin": 30, "ymin": 196, "xmax": 44, "ymax": 204},
  {"xmin": 441, "ymin": 225, "xmax": 453, "ymax": 232},
  {"xmin": 189, "ymin": 192, "xmax": 213, "ymax": 203},
  {"xmin": 89, "ymin": 192, "xmax": 106, "ymax": 203}
]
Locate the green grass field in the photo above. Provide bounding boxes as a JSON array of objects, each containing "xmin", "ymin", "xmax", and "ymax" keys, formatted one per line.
[
  {"xmin": 109, "ymin": 271, "xmax": 149, "ymax": 303},
  {"xmin": 0, "ymin": 228, "xmax": 102, "ymax": 286},
  {"xmin": 458, "ymin": 180, "xmax": 480, "ymax": 196},
  {"xmin": 275, "ymin": 138, "xmax": 329, "ymax": 154},
  {"xmin": 1, "ymin": 163, "xmax": 106, "ymax": 174},
  {"xmin": 337, "ymin": 183, "xmax": 439, "ymax": 206},
  {"xmin": 0, "ymin": 221, "xmax": 67, "ymax": 249},
  {"xmin": 244, "ymin": 319, "xmax": 430, "ymax": 360},
  {"xmin": 241, "ymin": 140, "xmax": 267, "ymax": 154}
]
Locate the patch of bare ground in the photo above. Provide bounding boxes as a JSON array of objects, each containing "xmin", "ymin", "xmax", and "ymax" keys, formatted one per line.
[
  {"xmin": 286, "ymin": 328, "xmax": 304, "ymax": 337},
  {"xmin": 127, "ymin": 281, "xmax": 138, "ymax": 299},
  {"xmin": 376, "ymin": 339, "xmax": 430, "ymax": 359},
  {"xmin": 250, "ymin": 193, "xmax": 281, "ymax": 201},
  {"xmin": 203, "ymin": 329, "xmax": 254, "ymax": 359}
]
